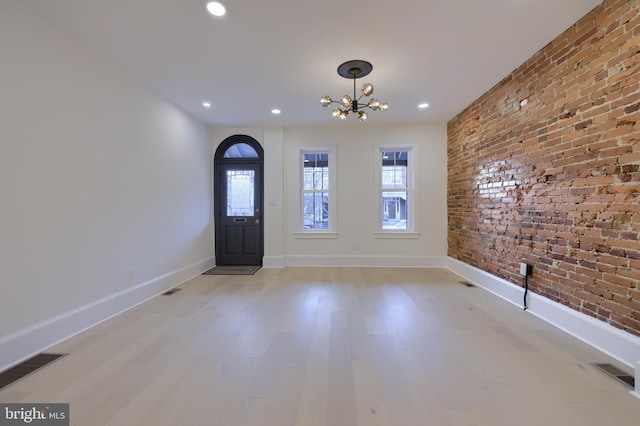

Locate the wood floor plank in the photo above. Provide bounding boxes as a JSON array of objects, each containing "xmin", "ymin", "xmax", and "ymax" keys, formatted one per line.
[
  {"xmin": 395, "ymin": 350, "xmax": 431, "ymax": 385},
  {"xmin": 352, "ymin": 359, "xmax": 382, "ymax": 401},
  {"xmin": 326, "ymin": 327, "xmax": 358, "ymax": 426},
  {"xmin": 408, "ymin": 384, "xmax": 454, "ymax": 426},
  {"xmin": 262, "ymin": 367, "xmax": 305, "ymax": 426},
  {"xmin": 231, "ymin": 397, "xmax": 271, "ymax": 426},
  {"xmin": 198, "ymin": 357, "xmax": 262, "ymax": 426},
  {"xmin": 1, "ymin": 267, "xmax": 640, "ymax": 426},
  {"xmin": 295, "ymin": 346, "xmax": 329, "ymax": 426},
  {"xmin": 356, "ymin": 400, "xmax": 391, "ymax": 426}
]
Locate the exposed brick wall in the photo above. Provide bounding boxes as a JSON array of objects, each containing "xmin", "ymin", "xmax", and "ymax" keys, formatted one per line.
[{"xmin": 447, "ymin": 0, "xmax": 640, "ymax": 336}]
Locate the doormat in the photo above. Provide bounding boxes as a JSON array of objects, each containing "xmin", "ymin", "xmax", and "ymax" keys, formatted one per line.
[{"xmin": 203, "ymin": 265, "xmax": 261, "ymax": 275}]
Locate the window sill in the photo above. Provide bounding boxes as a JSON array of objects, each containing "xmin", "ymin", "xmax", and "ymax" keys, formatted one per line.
[
  {"xmin": 373, "ymin": 232, "xmax": 420, "ymax": 239},
  {"xmin": 294, "ymin": 232, "xmax": 339, "ymax": 239}
]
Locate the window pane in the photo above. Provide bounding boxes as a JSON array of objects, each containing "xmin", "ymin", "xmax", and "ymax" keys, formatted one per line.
[
  {"xmin": 303, "ymin": 192, "xmax": 329, "ymax": 229},
  {"xmin": 382, "ymin": 151, "xmax": 407, "ymax": 166},
  {"xmin": 382, "ymin": 166, "xmax": 407, "ymax": 189},
  {"xmin": 382, "ymin": 191, "xmax": 408, "ymax": 229},
  {"xmin": 227, "ymin": 170, "xmax": 254, "ymax": 216},
  {"xmin": 304, "ymin": 154, "xmax": 329, "ymax": 190},
  {"xmin": 304, "ymin": 153, "xmax": 328, "ymax": 167},
  {"xmin": 223, "ymin": 143, "xmax": 258, "ymax": 158},
  {"xmin": 382, "ymin": 151, "xmax": 408, "ymax": 190}
]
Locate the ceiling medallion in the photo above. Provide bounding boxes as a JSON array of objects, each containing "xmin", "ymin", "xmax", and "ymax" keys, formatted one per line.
[{"xmin": 319, "ymin": 60, "xmax": 389, "ymax": 121}]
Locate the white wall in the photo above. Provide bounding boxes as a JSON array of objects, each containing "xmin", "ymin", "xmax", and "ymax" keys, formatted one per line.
[
  {"xmin": 283, "ymin": 123, "xmax": 448, "ymax": 266},
  {"xmin": 210, "ymin": 123, "xmax": 448, "ymax": 268},
  {"xmin": 0, "ymin": 0, "xmax": 213, "ymax": 366}
]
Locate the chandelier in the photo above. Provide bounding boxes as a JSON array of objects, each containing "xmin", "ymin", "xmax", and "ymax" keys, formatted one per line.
[{"xmin": 320, "ymin": 60, "xmax": 389, "ymax": 121}]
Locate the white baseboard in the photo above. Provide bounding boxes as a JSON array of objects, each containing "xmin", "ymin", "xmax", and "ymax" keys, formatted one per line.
[
  {"xmin": 634, "ymin": 361, "xmax": 640, "ymax": 398},
  {"xmin": 284, "ymin": 255, "xmax": 448, "ymax": 268},
  {"xmin": 263, "ymin": 256, "xmax": 285, "ymax": 268},
  {"xmin": 446, "ymin": 257, "xmax": 640, "ymax": 371},
  {"xmin": 0, "ymin": 256, "xmax": 215, "ymax": 373}
]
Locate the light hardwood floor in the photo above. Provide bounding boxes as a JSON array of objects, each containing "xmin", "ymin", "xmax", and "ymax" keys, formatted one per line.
[{"xmin": 2, "ymin": 267, "xmax": 639, "ymax": 425}]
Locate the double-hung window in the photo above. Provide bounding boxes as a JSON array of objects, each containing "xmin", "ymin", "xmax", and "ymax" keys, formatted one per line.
[
  {"xmin": 301, "ymin": 149, "xmax": 335, "ymax": 232},
  {"xmin": 377, "ymin": 146, "xmax": 416, "ymax": 233}
]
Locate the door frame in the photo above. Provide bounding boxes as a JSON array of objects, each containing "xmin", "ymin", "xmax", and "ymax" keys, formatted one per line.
[{"xmin": 214, "ymin": 135, "xmax": 264, "ymax": 266}]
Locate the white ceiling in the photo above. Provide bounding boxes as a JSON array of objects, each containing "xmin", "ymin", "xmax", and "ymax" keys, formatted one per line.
[{"xmin": 22, "ymin": 0, "xmax": 603, "ymax": 127}]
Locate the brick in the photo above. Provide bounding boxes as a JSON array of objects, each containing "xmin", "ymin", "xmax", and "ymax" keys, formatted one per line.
[{"xmin": 448, "ymin": 0, "xmax": 640, "ymax": 335}]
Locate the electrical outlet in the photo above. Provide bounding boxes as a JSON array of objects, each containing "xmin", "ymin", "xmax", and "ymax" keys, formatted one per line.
[{"xmin": 519, "ymin": 263, "xmax": 532, "ymax": 276}]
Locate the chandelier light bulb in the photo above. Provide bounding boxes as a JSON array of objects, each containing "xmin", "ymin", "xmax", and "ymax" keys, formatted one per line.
[
  {"xmin": 339, "ymin": 110, "xmax": 349, "ymax": 120},
  {"xmin": 340, "ymin": 95, "xmax": 352, "ymax": 108},
  {"xmin": 361, "ymin": 83, "xmax": 374, "ymax": 97},
  {"xmin": 357, "ymin": 111, "xmax": 368, "ymax": 121},
  {"xmin": 332, "ymin": 108, "xmax": 341, "ymax": 118},
  {"xmin": 379, "ymin": 102, "xmax": 389, "ymax": 112},
  {"xmin": 320, "ymin": 96, "xmax": 332, "ymax": 107}
]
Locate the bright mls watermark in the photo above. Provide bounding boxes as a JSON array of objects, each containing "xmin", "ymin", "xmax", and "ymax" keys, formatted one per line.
[{"xmin": 0, "ymin": 404, "xmax": 68, "ymax": 425}]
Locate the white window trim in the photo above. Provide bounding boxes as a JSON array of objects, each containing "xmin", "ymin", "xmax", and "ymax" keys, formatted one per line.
[
  {"xmin": 373, "ymin": 144, "xmax": 419, "ymax": 237},
  {"xmin": 294, "ymin": 231, "xmax": 339, "ymax": 239},
  {"xmin": 296, "ymin": 146, "xmax": 337, "ymax": 237}
]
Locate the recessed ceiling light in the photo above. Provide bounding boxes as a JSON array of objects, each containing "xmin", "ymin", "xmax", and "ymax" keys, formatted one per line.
[
  {"xmin": 418, "ymin": 103, "xmax": 429, "ymax": 109},
  {"xmin": 202, "ymin": 101, "xmax": 211, "ymax": 108},
  {"xmin": 271, "ymin": 109, "xmax": 281, "ymax": 115},
  {"xmin": 206, "ymin": 1, "xmax": 226, "ymax": 17}
]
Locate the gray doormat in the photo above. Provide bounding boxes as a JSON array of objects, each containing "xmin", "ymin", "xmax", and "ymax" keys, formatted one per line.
[{"xmin": 203, "ymin": 265, "xmax": 261, "ymax": 275}]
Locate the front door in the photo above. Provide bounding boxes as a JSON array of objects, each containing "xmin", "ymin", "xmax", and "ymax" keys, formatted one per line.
[{"xmin": 214, "ymin": 136, "xmax": 264, "ymax": 266}]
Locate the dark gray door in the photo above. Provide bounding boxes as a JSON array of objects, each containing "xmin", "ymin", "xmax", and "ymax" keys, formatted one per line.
[{"xmin": 217, "ymin": 162, "xmax": 262, "ymax": 265}]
